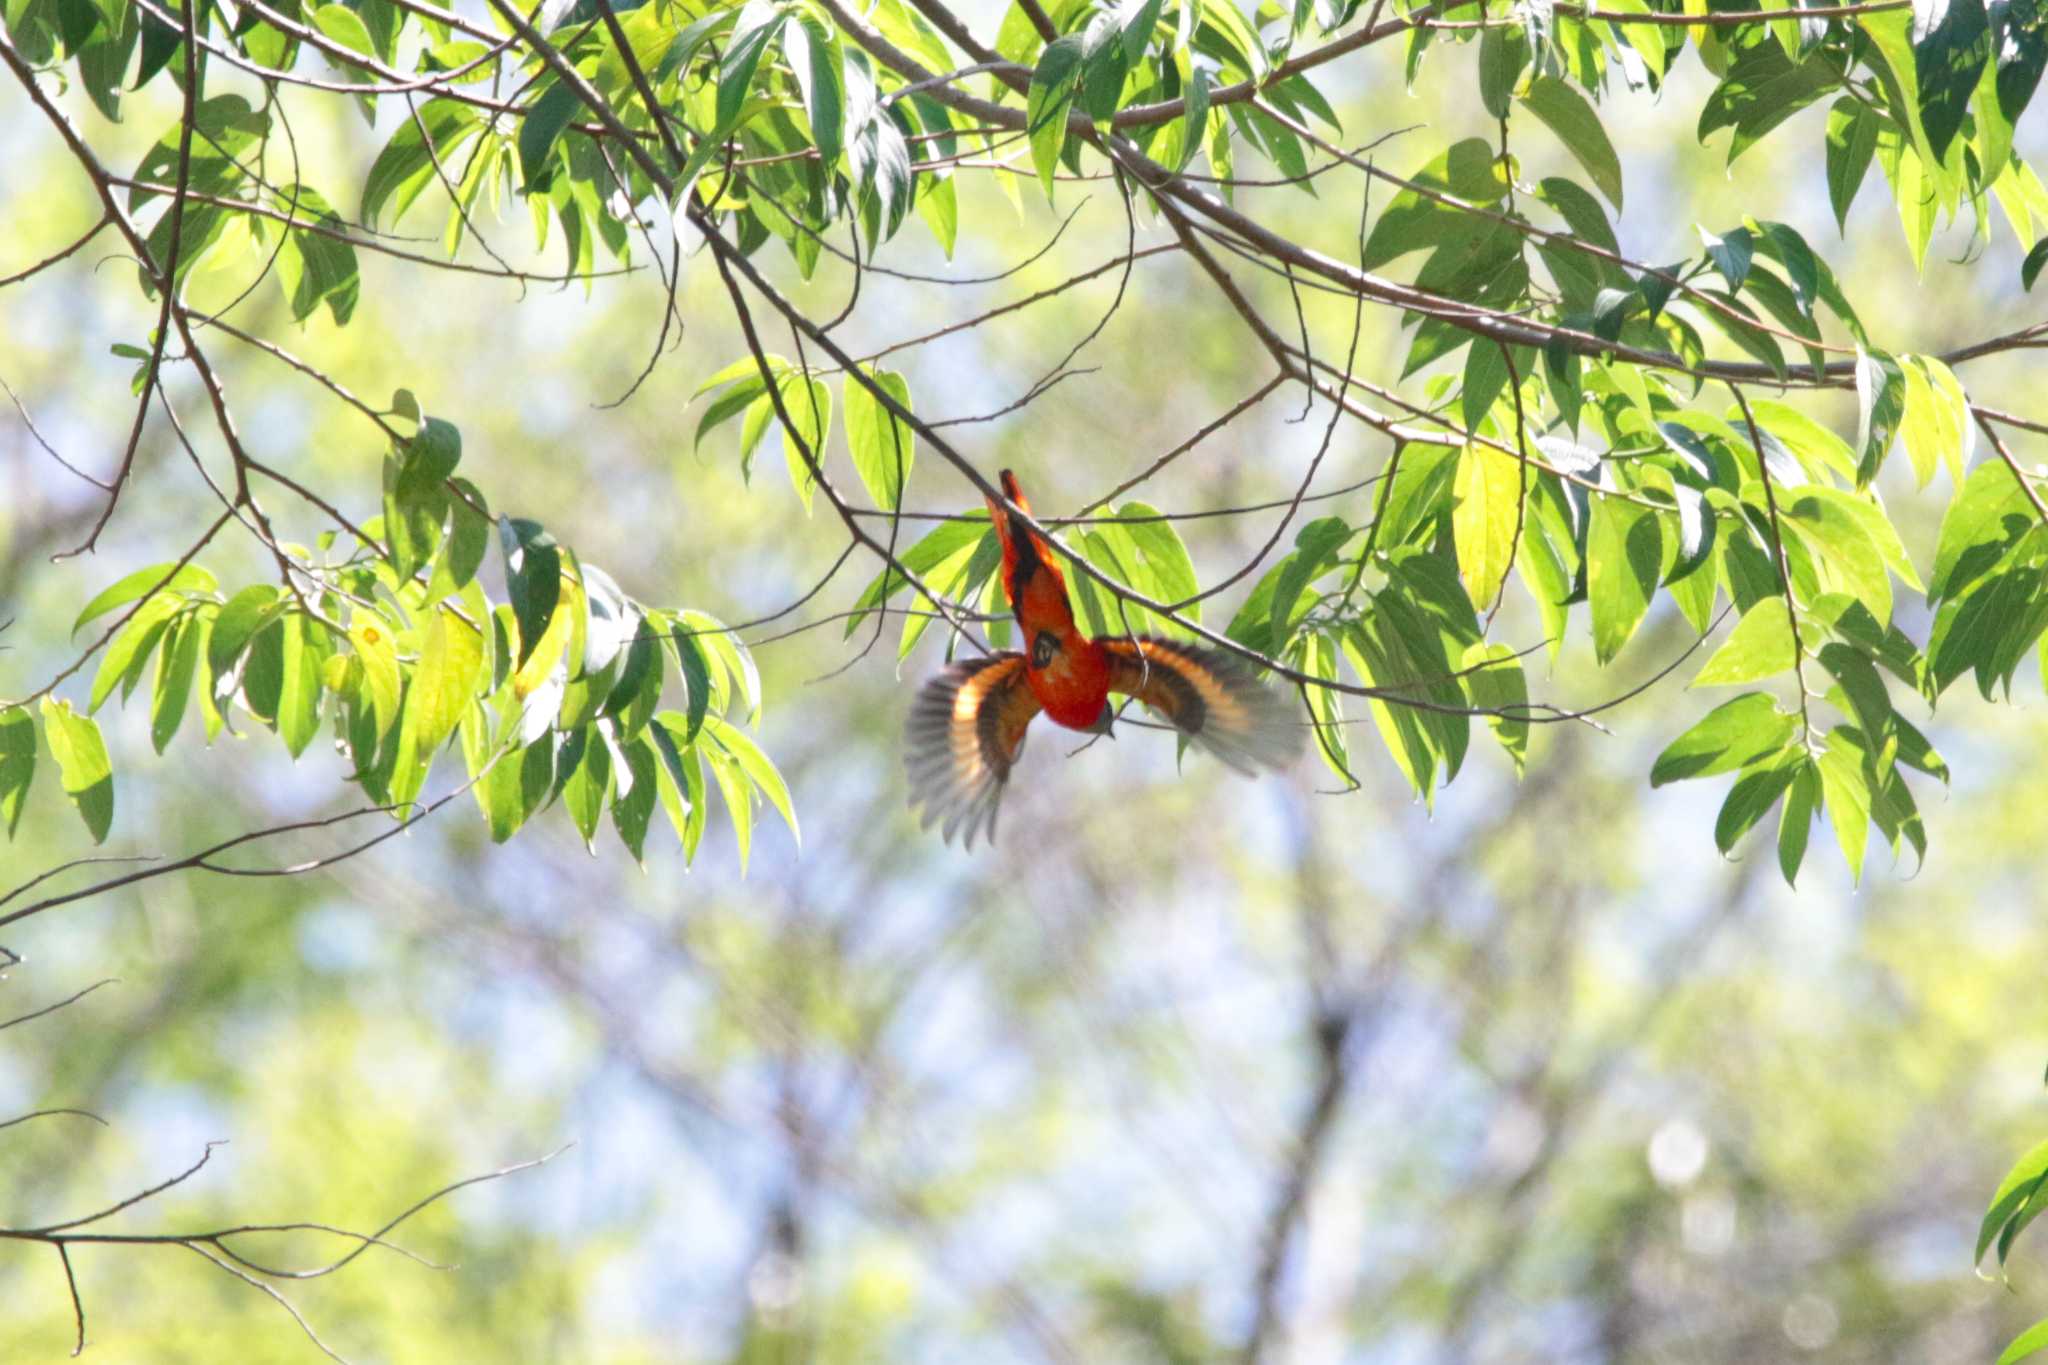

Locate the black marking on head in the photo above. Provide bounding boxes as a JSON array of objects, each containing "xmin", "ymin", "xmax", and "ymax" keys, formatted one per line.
[
  {"xmin": 1030, "ymin": 629, "xmax": 1059, "ymax": 669},
  {"xmin": 1006, "ymin": 509, "xmax": 1047, "ymax": 601}
]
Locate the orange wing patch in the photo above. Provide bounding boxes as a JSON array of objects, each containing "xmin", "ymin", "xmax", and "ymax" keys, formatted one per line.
[
  {"xmin": 1100, "ymin": 636, "xmax": 1303, "ymax": 774},
  {"xmin": 903, "ymin": 652, "xmax": 1042, "ymax": 848}
]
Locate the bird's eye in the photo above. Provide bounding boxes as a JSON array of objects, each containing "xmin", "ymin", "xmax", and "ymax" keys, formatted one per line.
[{"xmin": 1031, "ymin": 631, "xmax": 1058, "ymax": 668}]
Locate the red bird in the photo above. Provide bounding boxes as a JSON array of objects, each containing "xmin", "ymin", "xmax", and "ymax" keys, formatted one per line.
[{"xmin": 905, "ymin": 470, "xmax": 1302, "ymax": 846}]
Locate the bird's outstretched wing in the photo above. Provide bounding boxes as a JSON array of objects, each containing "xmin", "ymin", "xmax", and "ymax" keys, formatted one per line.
[
  {"xmin": 1100, "ymin": 636, "xmax": 1303, "ymax": 774},
  {"xmin": 904, "ymin": 652, "xmax": 1042, "ymax": 847}
]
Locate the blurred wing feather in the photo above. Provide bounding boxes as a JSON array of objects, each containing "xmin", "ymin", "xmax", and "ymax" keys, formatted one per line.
[
  {"xmin": 1101, "ymin": 636, "xmax": 1303, "ymax": 774},
  {"xmin": 903, "ymin": 653, "xmax": 1040, "ymax": 848}
]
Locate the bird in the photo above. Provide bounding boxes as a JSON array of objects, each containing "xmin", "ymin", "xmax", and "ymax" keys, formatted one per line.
[{"xmin": 904, "ymin": 469, "xmax": 1303, "ymax": 847}]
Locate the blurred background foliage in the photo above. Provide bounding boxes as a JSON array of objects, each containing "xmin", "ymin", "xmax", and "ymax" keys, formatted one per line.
[{"xmin": 4, "ymin": 5, "xmax": 2048, "ymax": 1358}]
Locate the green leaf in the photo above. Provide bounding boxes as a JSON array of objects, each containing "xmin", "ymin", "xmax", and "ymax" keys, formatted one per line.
[
  {"xmin": 277, "ymin": 614, "xmax": 329, "ymax": 758},
  {"xmin": 1979, "ymin": 1138, "xmax": 2048, "ymax": 1265},
  {"xmin": 1931, "ymin": 457, "xmax": 2032, "ymax": 599},
  {"xmin": 660, "ymin": 624, "xmax": 713, "ymax": 745},
  {"xmin": 561, "ymin": 723, "xmax": 613, "ymax": 850},
  {"xmin": 1478, "ymin": 23, "xmax": 1527, "ymax": 120},
  {"xmin": 718, "ymin": 1, "xmax": 785, "ymax": 134},
  {"xmin": 707, "ymin": 716, "xmax": 799, "ymax": 846},
  {"xmin": 1999, "ymin": 1320, "xmax": 2048, "ymax": 1365},
  {"xmin": 72, "ymin": 562, "xmax": 216, "ymax": 637},
  {"xmin": 611, "ymin": 735, "xmax": 658, "ymax": 864},
  {"xmin": 1819, "ymin": 640, "xmax": 1893, "ymax": 743},
  {"xmin": 1372, "ymin": 442, "xmax": 1459, "ymax": 552},
  {"xmin": 1777, "ymin": 757, "xmax": 1821, "ymax": 885},
  {"xmin": 1117, "ymin": 504, "xmax": 1201, "ymax": 626},
  {"xmin": 1586, "ymin": 492, "xmax": 1661, "ymax": 663},
  {"xmin": 1267, "ymin": 517, "xmax": 1351, "ymax": 654},
  {"xmin": 1462, "ymin": 641, "xmax": 1528, "ymax": 775},
  {"xmin": 501, "ymin": 517, "xmax": 563, "ymax": 665},
  {"xmin": 411, "ymin": 606, "xmax": 484, "ymax": 767},
  {"xmin": 845, "ymin": 516, "xmax": 990, "ymax": 636},
  {"xmin": 1825, "ymin": 97, "xmax": 1880, "ymax": 232},
  {"xmin": 1461, "ymin": 342, "xmax": 1509, "ymax": 437},
  {"xmin": 843, "ymin": 367, "xmax": 915, "ymax": 510},
  {"xmin": 1853, "ymin": 349, "xmax": 1907, "ymax": 485},
  {"xmin": 1695, "ymin": 600, "xmax": 1798, "ymax": 685},
  {"xmin": 480, "ymin": 737, "xmax": 553, "ymax": 843},
  {"xmin": 150, "ymin": 614, "xmax": 201, "ymax": 754},
  {"xmin": 1361, "ymin": 139, "xmax": 1511, "ymax": 271},
  {"xmin": 1173, "ymin": 65, "xmax": 1211, "ymax": 173},
  {"xmin": 434, "ymin": 477, "xmax": 491, "ymax": 597},
  {"xmin": 89, "ymin": 593, "xmax": 182, "ymax": 714},
  {"xmin": 347, "ymin": 615, "xmax": 403, "ymax": 738},
  {"xmin": 1697, "ymin": 39, "xmax": 1841, "ymax": 165},
  {"xmin": 1652, "ymin": 692, "xmax": 1797, "ymax": 783},
  {"xmin": 786, "ymin": 8, "xmax": 846, "ymax": 167},
  {"xmin": 1784, "ymin": 491, "xmax": 1893, "ymax": 622},
  {"xmin": 39, "ymin": 697, "xmax": 113, "ymax": 844},
  {"xmin": 1521, "ymin": 76, "xmax": 1623, "ymax": 209},
  {"xmin": 1027, "ymin": 34, "xmax": 1086, "ymax": 196},
  {"xmin": 0, "ymin": 707, "xmax": 34, "ymax": 839},
  {"xmin": 209, "ymin": 584, "xmax": 284, "ymax": 681},
  {"xmin": 271, "ymin": 183, "xmax": 360, "ymax": 325},
  {"xmin": 1701, "ymin": 224, "xmax": 1753, "ymax": 291},
  {"xmin": 1713, "ymin": 749, "xmax": 1801, "ymax": 855},
  {"xmin": 1817, "ymin": 724, "xmax": 1875, "ymax": 879},
  {"xmin": 2027, "ymin": 238, "xmax": 2048, "ymax": 291},
  {"xmin": 1452, "ymin": 441, "xmax": 1522, "ymax": 611},
  {"xmin": 700, "ymin": 734, "xmax": 754, "ymax": 868},
  {"xmin": 779, "ymin": 373, "xmax": 833, "ymax": 512},
  {"xmin": 1912, "ymin": 0, "xmax": 1992, "ymax": 161},
  {"xmin": 398, "ymin": 415, "xmax": 462, "ymax": 498},
  {"xmin": 361, "ymin": 98, "xmax": 481, "ymax": 227}
]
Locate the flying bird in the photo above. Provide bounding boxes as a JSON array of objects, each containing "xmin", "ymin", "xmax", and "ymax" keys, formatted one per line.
[{"xmin": 904, "ymin": 470, "xmax": 1303, "ymax": 847}]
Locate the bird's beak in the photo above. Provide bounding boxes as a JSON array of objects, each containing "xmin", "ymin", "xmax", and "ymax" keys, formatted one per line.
[{"xmin": 1092, "ymin": 704, "xmax": 1116, "ymax": 738}]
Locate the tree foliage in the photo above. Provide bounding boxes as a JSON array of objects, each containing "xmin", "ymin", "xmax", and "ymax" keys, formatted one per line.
[{"xmin": 5, "ymin": 0, "xmax": 2048, "ymax": 1347}]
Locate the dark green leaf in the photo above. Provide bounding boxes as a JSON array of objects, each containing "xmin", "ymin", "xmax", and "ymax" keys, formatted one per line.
[
  {"xmin": 1824, "ymin": 98, "xmax": 1880, "ymax": 231},
  {"xmin": 501, "ymin": 516, "xmax": 563, "ymax": 664},
  {"xmin": 1713, "ymin": 748, "xmax": 1801, "ymax": 854},
  {"xmin": 1778, "ymin": 758, "xmax": 1821, "ymax": 885},
  {"xmin": 1478, "ymin": 23, "xmax": 1527, "ymax": 119},
  {"xmin": 1912, "ymin": 0, "xmax": 1992, "ymax": 160},
  {"xmin": 611, "ymin": 735, "xmax": 658, "ymax": 864},
  {"xmin": 1702, "ymin": 224, "xmax": 1753, "ymax": 291},
  {"xmin": 2025, "ymin": 238, "xmax": 2048, "ymax": 291},
  {"xmin": 1696, "ymin": 39, "xmax": 1841, "ymax": 164},
  {"xmin": 1522, "ymin": 76, "xmax": 1623, "ymax": 209}
]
